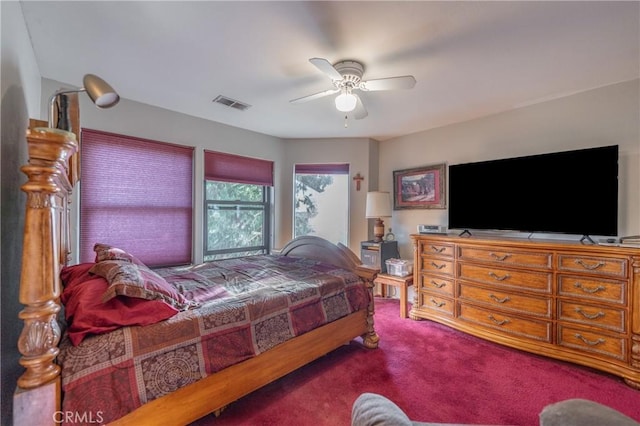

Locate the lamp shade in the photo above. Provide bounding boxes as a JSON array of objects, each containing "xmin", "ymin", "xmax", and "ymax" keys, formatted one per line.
[
  {"xmin": 83, "ymin": 74, "xmax": 120, "ymax": 108},
  {"xmin": 48, "ymin": 73, "xmax": 120, "ymax": 128},
  {"xmin": 365, "ymin": 191, "xmax": 392, "ymax": 218}
]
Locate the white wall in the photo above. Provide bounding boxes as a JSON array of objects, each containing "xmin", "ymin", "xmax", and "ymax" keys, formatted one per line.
[
  {"xmin": 379, "ymin": 79, "xmax": 640, "ymax": 259},
  {"xmin": 41, "ymin": 78, "xmax": 286, "ymax": 264},
  {"xmin": 1, "ymin": 2, "xmax": 43, "ymax": 424}
]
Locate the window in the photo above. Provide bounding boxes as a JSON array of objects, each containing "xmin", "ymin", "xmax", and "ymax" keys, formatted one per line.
[
  {"xmin": 79, "ymin": 129, "xmax": 194, "ymax": 267},
  {"xmin": 204, "ymin": 182, "xmax": 270, "ymax": 260},
  {"xmin": 204, "ymin": 151, "xmax": 273, "ymax": 261},
  {"xmin": 294, "ymin": 163, "xmax": 349, "ymax": 245}
]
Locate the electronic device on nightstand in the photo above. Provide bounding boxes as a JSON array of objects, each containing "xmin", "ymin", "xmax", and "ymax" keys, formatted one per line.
[
  {"xmin": 418, "ymin": 224, "xmax": 448, "ymax": 234},
  {"xmin": 361, "ymin": 240, "xmax": 399, "ymax": 273}
]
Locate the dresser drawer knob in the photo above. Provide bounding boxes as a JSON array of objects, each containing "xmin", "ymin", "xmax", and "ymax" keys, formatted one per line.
[
  {"xmin": 489, "ymin": 294, "xmax": 511, "ymax": 304},
  {"xmin": 488, "ymin": 271, "xmax": 511, "ymax": 281},
  {"xmin": 574, "ymin": 259, "xmax": 605, "ymax": 270},
  {"xmin": 429, "ymin": 280, "xmax": 446, "ymax": 288},
  {"xmin": 575, "ymin": 307, "xmax": 605, "ymax": 320},
  {"xmin": 430, "ymin": 262, "xmax": 447, "ymax": 270},
  {"xmin": 489, "ymin": 252, "xmax": 512, "ymax": 261},
  {"xmin": 429, "ymin": 298, "xmax": 446, "ymax": 308},
  {"xmin": 430, "ymin": 245, "xmax": 446, "ymax": 253},
  {"xmin": 573, "ymin": 282, "xmax": 606, "ymax": 294},
  {"xmin": 488, "ymin": 315, "xmax": 510, "ymax": 326},
  {"xmin": 575, "ymin": 334, "xmax": 605, "ymax": 346}
]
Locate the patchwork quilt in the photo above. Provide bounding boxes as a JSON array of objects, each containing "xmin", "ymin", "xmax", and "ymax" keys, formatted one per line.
[{"xmin": 57, "ymin": 255, "xmax": 369, "ymax": 424}]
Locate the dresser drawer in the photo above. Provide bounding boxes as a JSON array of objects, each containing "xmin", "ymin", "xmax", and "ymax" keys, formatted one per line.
[
  {"xmin": 459, "ymin": 263, "xmax": 552, "ymax": 293},
  {"xmin": 558, "ymin": 325, "xmax": 626, "ymax": 361},
  {"xmin": 418, "ymin": 294, "xmax": 455, "ymax": 317},
  {"xmin": 558, "ymin": 275, "xmax": 626, "ymax": 305},
  {"xmin": 420, "ymin": 258, "xmax": 454, "ymax": 276},
  {"xmin": 458, "ymin": 246, "xmax": 552, "ymax": 269},
  {"xmin": 557, "ymin": 255, "xmax": 627, "ymax": 278},
  {"xmin": 420, "ymin": 241, "xmax": 455, "ymax": 258},
  {"xmin": 458, "ymin": 283, "xmax": 551, "ymax": 318},
  {"xmin": 458, "ymin": 304, "xmax": 551, "ymax": 342},
  {"xmin": 558, "ymin": 301, "xmax": 626, "ymax": 333},
  {"xmin": 419, "ymin": 275, "xmax": 454, "ymax": 297}
]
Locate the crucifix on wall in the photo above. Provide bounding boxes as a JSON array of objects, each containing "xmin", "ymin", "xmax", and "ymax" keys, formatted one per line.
[{"xmin": 353, "ymin": 173, "xmax": 365, "ymax": 191}]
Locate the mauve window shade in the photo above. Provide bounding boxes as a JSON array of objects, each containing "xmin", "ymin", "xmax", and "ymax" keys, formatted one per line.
[
  {"xmin": 295, "ymin": 163, "xmax": 349, "ymax": 174},
  {"xmin": 204, "ymin": 150, "xmax": 273, "ymax": 186},
  {"xmin": 80, "ymin": 129, "xmax": 194, "ymax": 267}
]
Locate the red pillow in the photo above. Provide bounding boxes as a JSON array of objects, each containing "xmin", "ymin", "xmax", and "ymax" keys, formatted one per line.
[
  {"xmin": 60, "ymin": 263, "xmax": 178, "ymax": 346},
  {"xmin": 93, "ymin": 243, "xmax": 144, "ymax": 265},
  {"xmin": 89, "ymin": 260, "xmax": 196, "ymax": 310}
]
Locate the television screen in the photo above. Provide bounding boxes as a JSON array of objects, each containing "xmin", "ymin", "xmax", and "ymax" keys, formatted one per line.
[{"xmin": 447, "ymin": 145, "xmax": 618, "ymax": 237}]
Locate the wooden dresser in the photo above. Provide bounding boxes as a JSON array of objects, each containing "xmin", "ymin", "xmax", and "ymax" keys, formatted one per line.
[{"xmin": 410, "ymin": 234, "xmax": 640, "ymax": 389}]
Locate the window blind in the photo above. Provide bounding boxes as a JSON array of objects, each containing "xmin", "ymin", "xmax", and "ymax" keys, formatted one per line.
[
  {"xmin": 79, "ymin": 129, "xmax": 194, "ymax": 267},
  {"xmin": 204, "ymin": 150, "xmax": 274, "ymax": 186},
  {"xmin": 295, "ymin": 163, "xmax": 349, "ymax": 174}
]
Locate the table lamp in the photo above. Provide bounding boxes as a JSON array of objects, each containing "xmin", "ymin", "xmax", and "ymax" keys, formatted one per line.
[{"xmin": 366, "ymin": 191, "xmax": 392, "ymax": 242}]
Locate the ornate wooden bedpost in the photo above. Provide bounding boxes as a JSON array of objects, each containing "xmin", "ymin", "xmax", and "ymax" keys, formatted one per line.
[
  {"xmin": 356, "ymin": 265, "xmax": 380, "ymax": 349},
  {"xmin": 14, "ymin": 128, "xmax": 77, "ymax": 424}
]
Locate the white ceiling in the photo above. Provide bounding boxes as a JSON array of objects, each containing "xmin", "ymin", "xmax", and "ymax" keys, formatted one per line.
[{"xmin": 20, "ymin": 1, "xmax": 640, "ymax": 141}]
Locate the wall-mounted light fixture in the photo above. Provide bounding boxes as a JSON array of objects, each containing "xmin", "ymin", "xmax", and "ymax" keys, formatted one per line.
[{"xmin": 48, "ymin": 74, "xmax": 120, "ymax": 128}]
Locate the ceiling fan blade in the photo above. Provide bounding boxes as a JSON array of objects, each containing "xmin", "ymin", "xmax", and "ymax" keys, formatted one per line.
[
  {"xmin": 290, "ymin": 88, "xmax": 339, "ymax": 104},
  {"xmin": 360, "ymin": 75, "xmax": 416, "ymax": 91},
  {"xmin": 309, "ymin": 57, "xmax": 343, "ymax": 81},
  {"xmin": 352, "ymin": 94, "xmax": 368, "ymax": 120}
]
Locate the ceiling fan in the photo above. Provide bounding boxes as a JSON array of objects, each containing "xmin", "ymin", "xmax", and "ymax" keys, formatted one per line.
[{"xmin": 290, "ymin": 58, "xmax": 416, "ymax": 120}]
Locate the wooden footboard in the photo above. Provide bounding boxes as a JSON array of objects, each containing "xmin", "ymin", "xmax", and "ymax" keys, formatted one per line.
[
  {"xmin": 111, "ymin": 310, "xmax": 372, "ymax": 425},
  {"xmin": 13, "ymin": 128, "xmax": 378, "ymax": 425}
]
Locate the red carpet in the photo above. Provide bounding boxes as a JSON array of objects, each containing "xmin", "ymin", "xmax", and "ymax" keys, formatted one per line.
[{"xmin": 192, "ymin": 297, "xmax": 640, "ymax": 425}]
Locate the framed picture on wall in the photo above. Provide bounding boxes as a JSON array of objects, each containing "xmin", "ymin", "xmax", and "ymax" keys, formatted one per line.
[{"xmin": 393, "ymin": 163, "xmax": 446, "ymax": 209}]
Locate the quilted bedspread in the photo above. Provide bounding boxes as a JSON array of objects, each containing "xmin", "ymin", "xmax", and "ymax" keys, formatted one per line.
[{"xmin": 57, "ymin": 255, "xmax": 369, "ymax": 424}]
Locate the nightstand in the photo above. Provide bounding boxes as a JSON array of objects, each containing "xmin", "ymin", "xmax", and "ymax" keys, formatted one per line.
[
  {"xmin": 360, "ymin": 240, "xmax": 398, "ymax": 273},
  {"xmin": 373, "ymin": 273, "xmax": 413, "ymax": 318}
]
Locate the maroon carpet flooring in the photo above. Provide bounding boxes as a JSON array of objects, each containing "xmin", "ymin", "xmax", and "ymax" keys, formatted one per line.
[{"xmin": 192, "ymin": 297, "xmax": 640, "ymax": 426}]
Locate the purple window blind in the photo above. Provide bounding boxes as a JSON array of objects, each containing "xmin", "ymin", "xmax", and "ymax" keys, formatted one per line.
[
  {"xmin": 295, "ymin": 163, "xmax": 349, "ymax": 174},
  {"xmin": 204, "ymin": 150, "xmax": 274, "ymax": 186},
  {"xmin": 79, "ymin": 129, "xmax": 194, "ymax": 267}
]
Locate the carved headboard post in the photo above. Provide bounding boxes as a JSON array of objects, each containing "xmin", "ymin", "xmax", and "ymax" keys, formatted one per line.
[{"xmin": 17, "ymin": 128, "xmax": 77, "ymax": 389}]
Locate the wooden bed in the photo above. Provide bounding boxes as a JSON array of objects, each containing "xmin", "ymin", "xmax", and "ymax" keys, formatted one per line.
[{"xmin": 13, "ymin": 127, "xmax": 379, "ymax": 426}]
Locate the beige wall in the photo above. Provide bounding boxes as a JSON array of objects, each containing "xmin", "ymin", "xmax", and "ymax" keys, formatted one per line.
[
  {"xmin": 379, "ymin": 79, "xmax": 640, "ymax": 259},
  {"xmin": 41, "ymin": 78, "xmax": 285, "ymax": 264},
  {"xmin": 40, "ymin": 79, "xmax": 383, "ymax": 258}
]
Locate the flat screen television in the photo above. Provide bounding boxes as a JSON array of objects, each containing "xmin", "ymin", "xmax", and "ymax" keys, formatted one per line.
[{"xmin": 447, "ymin": 145, "xmax": 619, "ymax": 237}]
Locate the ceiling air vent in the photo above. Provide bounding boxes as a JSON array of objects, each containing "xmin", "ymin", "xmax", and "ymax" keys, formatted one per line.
[{"xmin": 212, "ymin": 95, "xmax": 251, "ymax": 111}]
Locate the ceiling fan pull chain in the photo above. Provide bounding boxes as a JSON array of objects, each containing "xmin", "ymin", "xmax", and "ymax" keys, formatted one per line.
[{"xmin": 344, "ymin": 115, "xmax": 348, "ymax": 128}]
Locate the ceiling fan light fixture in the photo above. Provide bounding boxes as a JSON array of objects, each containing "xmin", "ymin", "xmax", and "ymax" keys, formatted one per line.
[{"xmin": 335, "ymin": 90, "xmax": 357, "ymax": 112}]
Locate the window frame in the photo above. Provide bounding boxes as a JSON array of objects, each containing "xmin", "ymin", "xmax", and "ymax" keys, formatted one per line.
[
  {"xmin": 293, "ymin": 163, "xmax": 350, "ymax": 245},
  {"xmin": 203, "ymin": 180, "xmax": 271, "ymax": 260}
]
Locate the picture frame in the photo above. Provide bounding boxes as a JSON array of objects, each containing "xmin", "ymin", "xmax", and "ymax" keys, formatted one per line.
[{"xmin": 393, "ymin": 163, "xmax": 446, "ymax": 209}]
